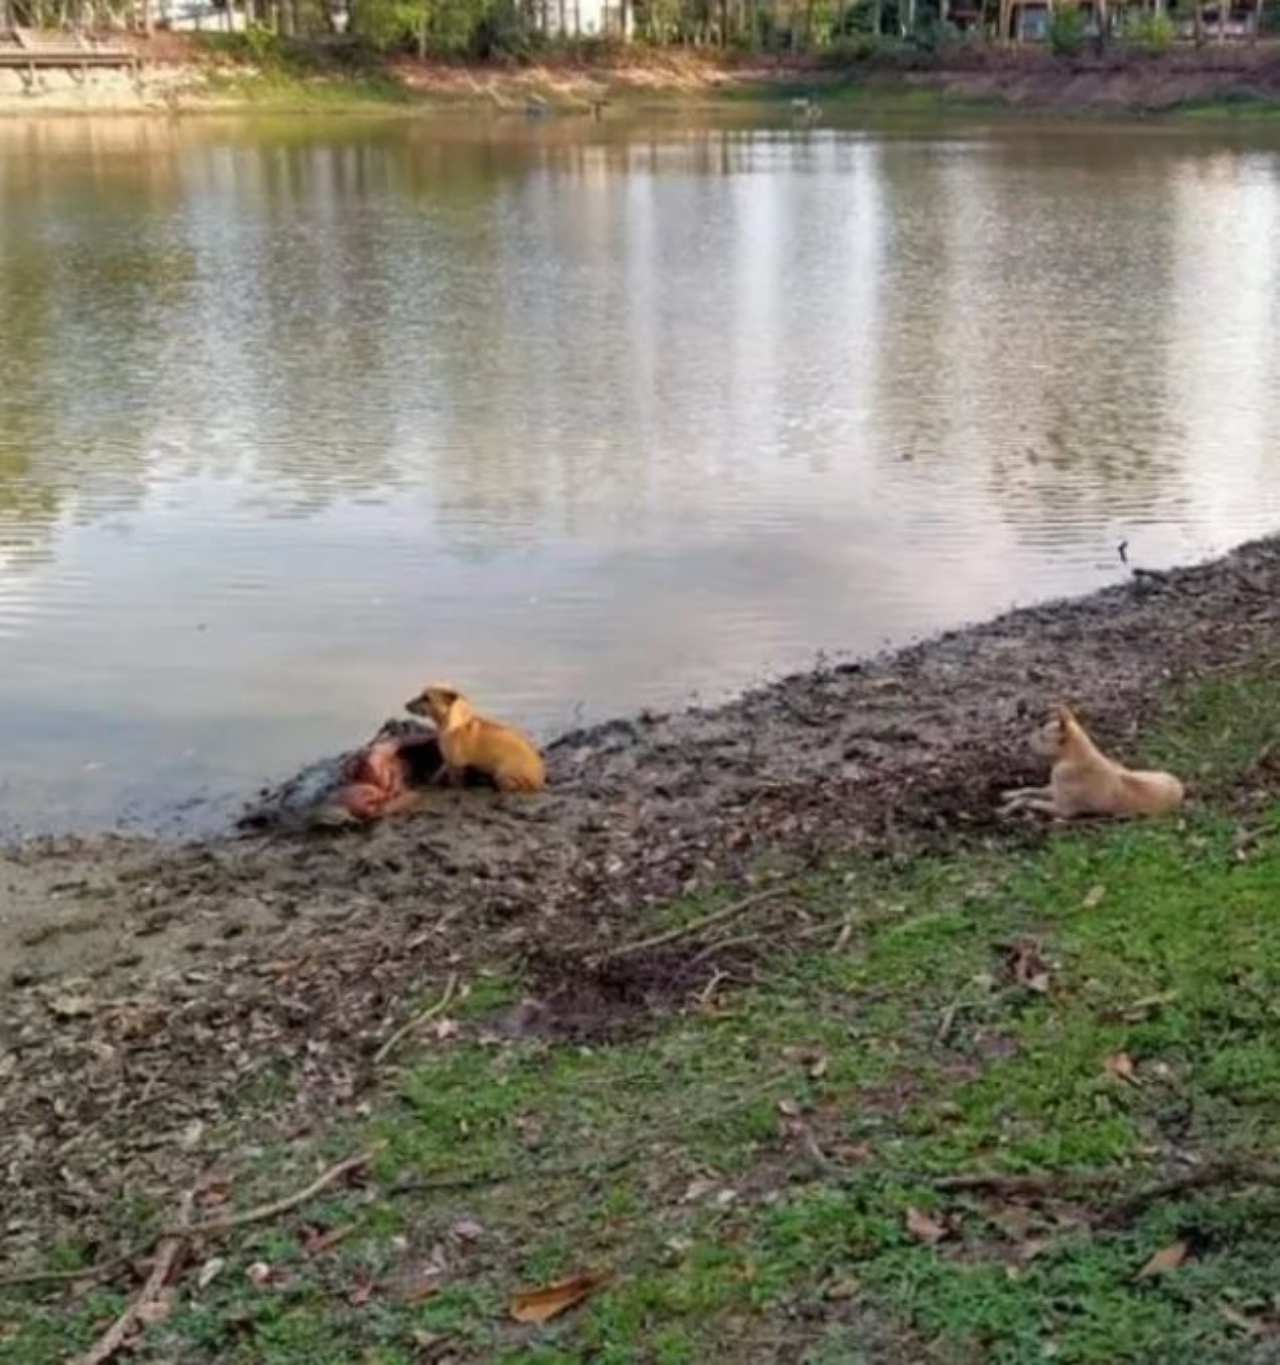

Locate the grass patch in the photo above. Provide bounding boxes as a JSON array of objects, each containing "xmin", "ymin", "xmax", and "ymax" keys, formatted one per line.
[
  {"xmin": 196, "ymin": 33, "xmax": 414, "ymax": 110},
  {"xmin": 3, "ymin": 664, "xmax": 1279, "ymax": 1362},
  {"xmin": 1175, "ymin": 88, "xmax": 1280, "ymax": 119}
]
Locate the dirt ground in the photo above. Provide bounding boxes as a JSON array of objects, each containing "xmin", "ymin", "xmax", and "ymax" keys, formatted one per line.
[
  {"xmin": 388, "ymin": 45, "xmax": 1280, "ymax": 115},
  {"xmin": 892, "ymin": 45, "xmax": 1280, "ymax": 112},
  {"xmin": 1, "ymin": 536, "xmax": 1278, "ymax": 1269}
]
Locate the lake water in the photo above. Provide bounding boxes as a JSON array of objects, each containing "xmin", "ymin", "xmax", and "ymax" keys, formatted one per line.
[{"xmin": 2, "ymin": 113, "xmax": 1280, "ymax": 834}]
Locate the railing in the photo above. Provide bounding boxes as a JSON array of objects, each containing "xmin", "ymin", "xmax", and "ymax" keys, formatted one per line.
[{"xmin": 0, "ymin": 27, "xmax": 139, "ymax": 70}]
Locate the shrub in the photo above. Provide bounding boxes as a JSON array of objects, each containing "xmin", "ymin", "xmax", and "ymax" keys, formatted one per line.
[
  {"xmin": 818, "ymin": 32, "xmax": 886, "ymax": 61},
  {"xmin": 1125, "ymin": 11, "xmax": 1175, "ymax": 50},
  {"xmin": 1047, "ymin": 4, "xmax": 1088, "ymax": 54}
]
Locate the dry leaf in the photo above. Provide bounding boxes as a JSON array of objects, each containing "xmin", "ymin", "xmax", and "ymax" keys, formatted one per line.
[
  {"xmin": 825, "ymin": 1276, "xmax": 861, "ymax": 1300},
  {"xmin": 135, "ymin": 1297, "xmax": 173, "ymax": 1327},
  {"xmin": 905, "ymin": 1207, "xmax": 948, "ymax": 1245},
  {"xmin": 509, "ymin": 1270, "xmax": 609, "ymax": 1325},
  {"xmin": 681, "ymin": 1177, "xmax": 719, "ymax": 1204},
  {"xmin": 1135, "ymin": 1240, "xmax": 1189, "ymax": 1280},
  {"xmin": 1105, "ymin": 1052, "xmax": 1139, "ymax": 1085},
  {"xmin": 1121, "ymin": 990, "xmax": 1179, "ymax": 1023},
  {"xmin": 781, "ymin": 1045, "xmax": 827, "ymax": 1078},
  {"xmin": 198, "ymin": 1181, "xmax": 231, "ymax": 1209},
  {"xmin": 347, "ymin": 1276, "xmax": 375, "ymax": 1307},
  {"xmin": 777, "ymin": 1099, "xmax": 802, "ymax": 1118},
  {"xmin": 246, "ymin": 1261, "xmax": 273, "ymax": 1286},
  {"xmin": 449, "ymin": 1217, "xmax": 485, "ymax": 1243},
  {"xmin": 1082, "ymin": 884, "xmax": 1106, "ymax": 909},
  {"xmin": 47, "ymin": 994, "xmax": 95, "ymax": 1019},
  {"xmin": 178, "ymin": 1120, "xmax": 206, "ymax": 1151},
  {"xmin": 196, "ymin": 1257, "xmax": 225, "ymax": 1290},
  {"xmin": 1218, "ymin": 1302, "xmax": 1264, "ymax": 1335},
  {"xmin": 1007, "ymin": 942, "xmax": 1051, "ymax": 994},
  {"xmin": 404, "ymin": 1277, "xmax": 442, "ymax": 1305},
  {"xmin": 301, "ymin": 1225, "xmax": 355, "ymax": 1257}
]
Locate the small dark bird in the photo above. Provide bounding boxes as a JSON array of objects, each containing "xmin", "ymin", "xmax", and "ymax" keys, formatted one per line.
[{"xmin": 1118, "ymin": 540, "xmax": 1129, "ymax": 565}]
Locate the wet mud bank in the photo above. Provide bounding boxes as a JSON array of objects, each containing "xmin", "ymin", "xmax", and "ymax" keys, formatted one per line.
[{"xmin": 1, "ymin": 536, "xmax": 1277, "ymax": 1264}]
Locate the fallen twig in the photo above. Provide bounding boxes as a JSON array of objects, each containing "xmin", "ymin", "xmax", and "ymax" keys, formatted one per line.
[
  {"xmin": 160, "ymin": 1147, "xmax": 379, "ymax": 1244},
  {"xmin": 932, "ymin": 1169, "xmax": 1122, "ymax": 1198},
  {"xmin": 689, "ymin": 931, "xmax": 767, "ymax": 966},
  {"xmin": 1, "ymin": 1149, "xmax": 378, "ymax": 1296},
  {"xmin": 794, "ymin": 1122, "xmax": 833, "ymax": 1174},
  {"xmin": 932, "ymin": 1157, "xmax": 1280, "ymax": 1225},
  {"xmin": 696, "ymin": 969, "xmax": 727, "ymax": 1006},
  {"xmin": 587, "ymin": 883, "xmax": 798, "ymax": 964},
  {"xmin": 1099, "ymin": 1159, "xmax": 1280, "ymax": 1227},
  {"xmin": 933, "ymin": 990, "xmax": 1000, "ymax": 1043},
  {"xmin": 374, "ymin": 973, "xmax": 461, "ymax": 1066},
  {"xmin": 934, "ymin": 1000, "xmax": 964, "ymax": 1044},
  {"xmin": 0, "ymin": 1254, "xmax": 138, "ymax": 1292},
  {"xmin": 75, "ymin": 1195, "xmax": 192, "ymax": 1365}
]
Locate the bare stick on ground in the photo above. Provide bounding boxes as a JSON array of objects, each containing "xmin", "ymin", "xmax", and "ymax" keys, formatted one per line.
[
  {"xmin": 1099, "ymin": 1159, "xmax": 1280, "ymax": 1226},
  {"xmin": 587, "ymin": 882, "xmax": 799, "ymax": 964},
  {"xmin": 157, "ymin": 1146, "xmax": 380, "ymax": 1243},
  {"xmin": 932, "ymin": 1157, "xmax": 1280, "ymax": 1224},
  {"xmin": 373, "ymin": 972, "xmax": 460, "ymax": 1066},
  {"xmin": 75, "ymin": 1195, "xmax": 192, "ymax": 1365},
  {"xmin": 1, "ymin": 1149, "xmax": 378, "ymax": 1295},
  {"xmin": 931, "ymin": 1169, "xmax": 1125, "ymax": 1198}
]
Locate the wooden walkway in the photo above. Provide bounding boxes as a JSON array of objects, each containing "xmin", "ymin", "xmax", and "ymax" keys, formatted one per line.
[{"xmin": 0, "ymin": 27, "xmax": 139, "ymax": 73}]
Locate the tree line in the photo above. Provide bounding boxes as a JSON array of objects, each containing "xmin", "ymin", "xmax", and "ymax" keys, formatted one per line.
[{"xmin": 1, "ymin": 0, "xmax": 1272, "ymax": 68}]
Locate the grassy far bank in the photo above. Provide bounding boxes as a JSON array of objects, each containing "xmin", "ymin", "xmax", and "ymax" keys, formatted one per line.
[{"xmin": 3, "ymin": 661, "xmax": 1278, "ymax": 1363}]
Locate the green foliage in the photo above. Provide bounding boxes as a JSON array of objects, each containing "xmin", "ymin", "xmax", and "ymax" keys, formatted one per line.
[
  {"xmin": 1124, "ymin": 11, "xmax": 1175, "ymax": 50},
  {"xmin": 822, "ymin": 31, "xmax": 882, "ymax": 56},
  {"xmin": 350, "ymin": 0, "xmax": 484, "ymax": 56},
  {"xmin": 910, "ymin": 14, "xmax": 962, "ymax": 49},
  {"xmin": 195, "ymin": 29, "xmax": 413, "ymax": 103},
  {"xmin": 243, "ymin": 21, "xmax": 285, "ymax": 64},
  {"xmin": 1048, "ymin": 2, "xmax": 1089, "ymax": 53}
]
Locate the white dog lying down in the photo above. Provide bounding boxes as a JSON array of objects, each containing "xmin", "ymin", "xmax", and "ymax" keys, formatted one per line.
[{"xmin": 1001, "ymin": 705, "xmax": 1185, "ymax": 820}]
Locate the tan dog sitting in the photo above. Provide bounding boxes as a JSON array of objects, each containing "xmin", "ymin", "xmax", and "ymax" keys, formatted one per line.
[
  {"xmin": 1001, "ymin": 704, "xmax": 1184, "ymax": 820},
  {"xmin": 405, "ymin": 684, "xmax": 546, "ymax": 794}
]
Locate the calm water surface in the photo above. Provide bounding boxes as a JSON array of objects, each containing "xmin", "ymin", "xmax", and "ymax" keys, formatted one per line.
[{"xmin": 2, "ymin": 114, "xmax": 1280, "ymax": 833}]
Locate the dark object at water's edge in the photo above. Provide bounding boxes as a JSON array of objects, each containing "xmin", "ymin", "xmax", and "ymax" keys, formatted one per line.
[{"xmin": 237, "ymin": 718, "xmax": 494, "ymax": 832}]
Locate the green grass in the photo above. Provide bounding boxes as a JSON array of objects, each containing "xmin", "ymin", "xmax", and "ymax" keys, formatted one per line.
[
  {"xmin": 3, "ymin": 663, "xmax": 1279, "ymax": 1362},
  {"xmin": 201, "ymin": 68, "xmax": 414, "ymax": 112},
  {"xmin": 1174, "ymin": 88, "xmax": 1280, "ymax": 120},
  {"xmin": 195, "ymin": 33, "xmax": 415, "ymax": 110}
]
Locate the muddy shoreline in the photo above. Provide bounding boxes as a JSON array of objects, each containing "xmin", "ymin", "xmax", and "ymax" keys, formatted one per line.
[{"xmin": 2, "ymin": 535, "xmax": 1277, "ymax": 1267}]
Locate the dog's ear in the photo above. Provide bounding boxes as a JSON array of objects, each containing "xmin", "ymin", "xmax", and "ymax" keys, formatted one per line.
[{"xmin": 1053, "ymin": 703, "xmax": 1076, "ymax": 728}]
